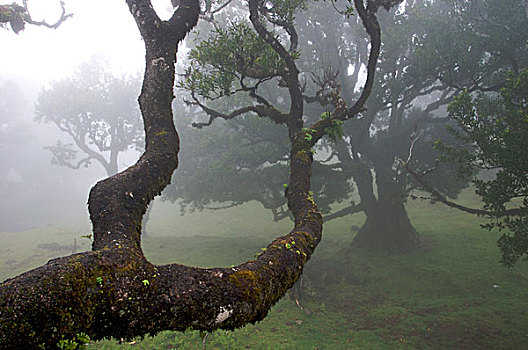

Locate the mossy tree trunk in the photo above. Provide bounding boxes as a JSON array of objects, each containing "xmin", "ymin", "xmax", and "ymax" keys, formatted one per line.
[
  {"xmin": 0, "ymin": 1, "xmax": 323, "ymax": 347},
  {"xmin": 0, "ymin": 0, "xmax": 395, "ymax": 348}
]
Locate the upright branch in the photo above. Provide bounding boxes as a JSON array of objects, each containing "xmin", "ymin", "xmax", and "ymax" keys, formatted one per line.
[
  {"xmin": 248, "ymin": 0, "xmax": 304, "ymax": 135},
  {"xmin": 306, "ymin": 0, "xmax": 397, "ymax": 147}
]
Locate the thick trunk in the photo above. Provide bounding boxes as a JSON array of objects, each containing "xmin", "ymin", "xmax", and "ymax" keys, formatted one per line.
[
  {"xmin": 0, "ymin": 1, "xmax": 323, "ymax": 347},
  {"xmin": 352, "ymin": 197, "xmax": 418, "ymax": 251},
  {"xmin": 352, "ymin": 168, "xmax": 418, "ymax": 251}
]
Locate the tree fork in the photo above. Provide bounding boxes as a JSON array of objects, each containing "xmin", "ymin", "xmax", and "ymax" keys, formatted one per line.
[{"xmin": 0, "ymin": 0, "xmax": 323, "ymax": 348}]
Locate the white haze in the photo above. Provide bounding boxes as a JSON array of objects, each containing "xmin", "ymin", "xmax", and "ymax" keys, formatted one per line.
[
  {"xmin": 0, "ymin": 0, "xmax": 177, "ymax": 81},
  {"xmin": 0, "ymin": 0, "xmax": 177, "ymax": 232}
]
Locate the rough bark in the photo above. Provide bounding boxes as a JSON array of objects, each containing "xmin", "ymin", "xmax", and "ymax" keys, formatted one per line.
[{"xmin": 0, "ymin": 0, "xmax": 322, "ymax": 348}]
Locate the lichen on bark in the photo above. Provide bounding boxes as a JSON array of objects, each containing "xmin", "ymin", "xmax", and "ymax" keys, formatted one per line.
[{"xmin": 0, "ymin": 0, "xmax": 324, "ymax": 348}]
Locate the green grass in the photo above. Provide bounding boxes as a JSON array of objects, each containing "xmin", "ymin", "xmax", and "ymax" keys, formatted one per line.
[{"xmin": 2, "ymin": 193, "xmax": 528, "ymax": 349}]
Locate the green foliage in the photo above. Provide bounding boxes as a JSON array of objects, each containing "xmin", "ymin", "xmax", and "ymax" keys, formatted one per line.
[
  {"xmin": 445, "ymin": 69, "xmax": 528, "ymax": 266},
  {"xmin": 56, "ymin": 332, "xmax": 91, "ymax": 350},
  {"xmin": 265, "ymin": 0, "xmax": 308, "ymax": 23},
  {"xmin": 324, "ymin": 119, "xmax": 343, "ymax": 142},
  {"xmin": 180, "ymin": 21, "xmax": 285, "ymax": 98}
]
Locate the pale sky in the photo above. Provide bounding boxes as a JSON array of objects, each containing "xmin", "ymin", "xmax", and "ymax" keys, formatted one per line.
[{"xmin": 0, "ymin": 0, "xmax": 175, "ymax": 83}]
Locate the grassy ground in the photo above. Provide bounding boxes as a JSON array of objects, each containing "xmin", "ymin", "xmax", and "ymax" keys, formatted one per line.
[{"xmin": 1, "ymin": 192, "xmax": 528, "ymax": 349}]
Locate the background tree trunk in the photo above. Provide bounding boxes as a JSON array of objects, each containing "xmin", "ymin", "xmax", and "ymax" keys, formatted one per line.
[
  {"xmin": 335, "ymin": 139, "xmax": 418, "ymax": 251},
  {"xmin": 352, "ymin": 172, "xmax": 418, "ymax": 251}
]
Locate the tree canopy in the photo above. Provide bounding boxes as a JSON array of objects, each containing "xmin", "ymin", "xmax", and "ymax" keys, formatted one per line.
[
  {"xmin": 399, "ymin": 0, "xmax": 528, "ymax": 265},
  {"xmin": 168, "ymin": 0, "xmax": 528, "ymax": 254}
]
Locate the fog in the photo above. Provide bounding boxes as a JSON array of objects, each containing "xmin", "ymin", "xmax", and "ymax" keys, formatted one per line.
[
  {"xmin": 0, "ymin": 0, "xmax": 174, "ymax": 231},
  {"xmin": 1, "ymin": 0, "xmax": 528, "ymax": 348}
]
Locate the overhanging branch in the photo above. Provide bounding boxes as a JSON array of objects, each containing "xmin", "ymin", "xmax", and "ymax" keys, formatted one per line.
[
  {"xmin": 22, "ymin": 0, "xmax": 73, "ymax": 29},
  {"xmin": 323, "ymin": 202, "xmax": 364, "ymax": 222},
  {"xmin": 400, "ymin": 160, "xmax": 525, "ymax": 217}
]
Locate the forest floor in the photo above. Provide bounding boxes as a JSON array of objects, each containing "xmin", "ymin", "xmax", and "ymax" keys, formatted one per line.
[{"xmin": 1, "ymin": 190, "xmax": 528, "ymax": 349}]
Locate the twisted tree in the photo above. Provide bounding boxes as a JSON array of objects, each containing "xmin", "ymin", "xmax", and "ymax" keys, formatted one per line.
[{"xmin": 0, "ymin": 0, "xmax": 395, "ymax": 347}]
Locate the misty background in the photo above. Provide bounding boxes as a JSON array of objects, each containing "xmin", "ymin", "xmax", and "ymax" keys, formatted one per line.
[
  {"xmin": 0, "ymin": 0, "xmax": 177, "ymax": 232},
  {"xmin": 2, "ymin": 0, "xmax": 528, "ymax": 348}
]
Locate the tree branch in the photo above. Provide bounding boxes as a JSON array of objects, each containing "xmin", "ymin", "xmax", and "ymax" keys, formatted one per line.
[
  {"xmin": 323, "ymin": 202, "xmax": 364, "ymax": 222},
  {"xmin": 0, "ymin": 1, "xmax": 72, "ymax": 33},
  {"xmin": 187, "ymin": 95, "xmax": 287, "ymax": 128},
  {"xmin": 248, "ymin": 0, "xmax": 304, "ymax": 133},
  {"xmin": 22, "ymin": 0, "xmax": 73, "ymax": 29},
  {"xmin": 260, "ymin": 5, "xmax": 299, "ymax": 52},
  {"xmin": 400, "ymin": 160, "xmax": 525, "ymax": 217},
  {"xmin": 307, "ymin": 0, "xmax": 388, "ymax": 147}
]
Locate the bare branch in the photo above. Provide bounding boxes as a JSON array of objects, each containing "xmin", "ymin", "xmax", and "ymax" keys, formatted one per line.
[
  {"xmin": 204, "ymin": 202, "xmax": 241, "ymax": 211},
  {"xmin": 405, "ymin": 131, "xmax": 422, "ymax": 164},
  {"xmin": 22, "ymin": 0, "xmax": 73, "ymax": 30},
  {"xmin": 188, "ymin": 91, "xmax": 288, "ymax": 128},
  {"xmin": 323, "ymin": 202, "xmax": 364, "ymax": 222}
]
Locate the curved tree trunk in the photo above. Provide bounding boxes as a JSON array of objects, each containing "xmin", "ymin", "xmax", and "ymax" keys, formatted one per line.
[
  {"xmin": 0, "ymin": 0, "xmax": 394, "ymax": 347},
  {"xmin": 0, "ymin": 1, "xmax": 324, "ymax": 347}
]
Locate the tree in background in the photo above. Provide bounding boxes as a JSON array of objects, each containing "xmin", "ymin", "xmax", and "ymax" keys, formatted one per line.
[
  {"xmin": 400, "ymin": 0, "xmax": 528, "ymax": 265},
  {"xmin": 174, "ymin": 0, "xmax": 527, "ymax": 254},
  {"xmin": 165, "ymin": 101, "xmax": 352, "ymax": 221},
  {"xmin": 165, "ymin": 0, "xmax": 486, "ymax": 251},
  {"xmin": 294, "ymin": 0, "xmax": 528, "ymax": 250},
  {"xmin": 0, "ymin": 78, "xmax": 33, "ymax": 199},
  {"xmin": 0, "ymin": 78, "xmax": 31, "ymax": 149},
  {"xmin": 35, "ymin": 57, "xmax": 143, "ymax": 177}
]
